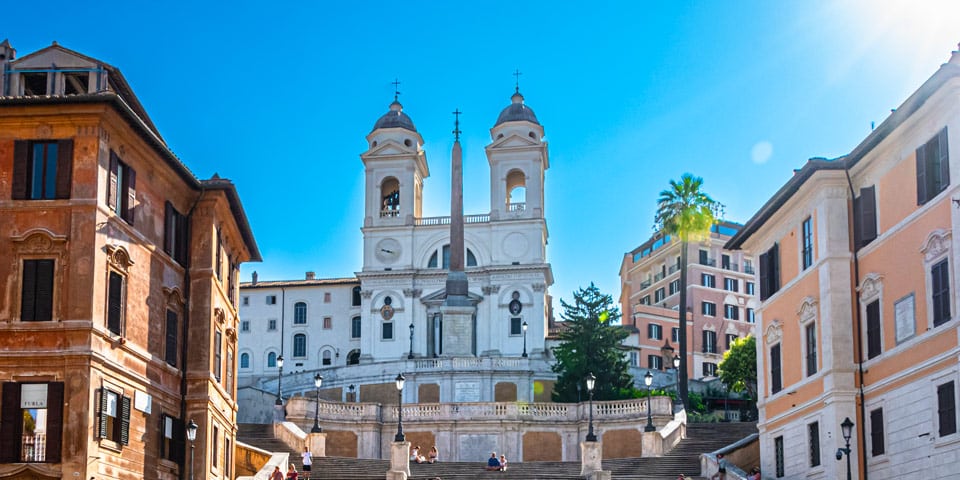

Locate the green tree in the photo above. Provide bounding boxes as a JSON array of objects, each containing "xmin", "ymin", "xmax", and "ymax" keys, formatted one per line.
[
  {"xmin": 551, "ymin": 283, "xmax": 633, "ymax": 402},
  {"xmin": 718, "ymin": 335, "xmax": 758, "ymax": 401},
  {"xmin": 654, "ymin": 173, "xmax": 722, "ymax": 408}
]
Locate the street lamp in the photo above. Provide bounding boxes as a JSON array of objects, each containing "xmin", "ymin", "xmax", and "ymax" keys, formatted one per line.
[
  {"xmin": 348, "ymin": 384, "xmax": 356, "ymax": 403},
  {"xmin": 186, "ymin": 419, "xmax": 198, "ymax": 480},
  {"xmin": 585, "ymin": 373, "xmax": 597, "ymax": 442},
  {"xmin": 837, "ymin": 417, "xmax": 854, "ymax": 480},
  {"xmin": 408, "ymin": 323, "xmax": 415, "ymax": 359},
  {"xmin": 394, "ymin": 373, "xmax": 406, "ymax": 442},
  {"xmin": 275, "ymin": 355, "xmax": 284, "ymax": 405},
  {"xmin": 644, "ymin": 370, "xmax": 656, "ymax": 432},
  {"xmin": 672, "ymin": 354, "xmax": 681, "ymax": 408},
  {"xmin": 521, "ymin": 321, "xmax": 528, "ymax": 358},
  {"xmin": 311, "ymin": 373, "xmax": 323, "ymax": 433}
]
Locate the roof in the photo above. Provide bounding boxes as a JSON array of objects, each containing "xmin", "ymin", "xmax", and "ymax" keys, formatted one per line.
[
  {"xmin": 201, "ymin": 176, "xmax": 262, "ymax": 262},
  {"xmin": 240, "ymin": 277, "xmax": 359, "ymax": 289},
  {"xmin": 494, "ymin": 91, "xmax": 540, "ymax": 126},
  {"xmin": 372, "ymin": 99, "xmax": 417, "ymax": 133}
]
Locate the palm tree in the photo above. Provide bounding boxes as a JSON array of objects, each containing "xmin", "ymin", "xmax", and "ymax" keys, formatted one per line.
[{"xmin": 654, "ymin": 173, "xmax": 722, "ymax": 409}]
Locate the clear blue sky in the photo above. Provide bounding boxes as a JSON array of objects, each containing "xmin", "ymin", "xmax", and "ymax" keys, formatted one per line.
[{"xmin": 6, "ymin": 1, "xmax": 958, "ymax": 307}]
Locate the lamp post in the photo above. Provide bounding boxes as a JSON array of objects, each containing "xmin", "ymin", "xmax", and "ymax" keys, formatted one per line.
[
  {"xmin": 672, "ymin": 354, "xmax": 681, "ymax": 408},
  {"xmin": 311, "ymin": 373, "xmax": 323, "ymax": 433},
  {"xmin": 394, "ymin": 373, "xmax": 406, "ymax": 442},
  {"xmin": 186, "ymin": 419, "xmax": 198, "ymax": 480},
  {"xmin": 837, "ymin": 417, "xmax": 854, "ymax": 480},
  {"xmin": 348, "ymin": 384, "xmax": 355, "ymax": 403},
  {"xmin": 585, "ymin": 373, "xmax": 597, "ymax": 442},
  {"xmin": 408, "ymin": 323, "xmax": 415, "ymax": 359},
  {"xmin": 644, "ymin": 370, "xmax": 656, "ymax": 432},
  {"xmin": 275, "ymin": 355, "xmax": 284, "ymax": 405},
  {"xmin": 521, "ymin": 321, "xmax": 528, "ymax": 358}
]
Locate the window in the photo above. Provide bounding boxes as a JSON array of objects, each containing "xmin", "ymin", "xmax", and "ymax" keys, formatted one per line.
[
  {"xmin": 98, "ymin": 388, "xmax": 130, "ymax": 445},
  {"xmin": 0, "ymin": 382, "xmax": 64, "ymax": 463},
  {"xmin": 267, "ymin": 352, "xmax": 277, "ymax": 368},
  {"xmin": 724, "ymin": 277, "xmax": 738, "ymax": 292},
  {"xmin": 293, "ymin": 333, "xmax": 307, "ymax": 357},
  {"xmin": 267, "ymin": 319, "xmax": 277, "ymax": 331},
  {"xmin": 63, "ymin": 72, "xmax": 89, "ymax": 94},
  {"xmin": 932, "ymin": 259, "xmax": 951, "ymax": 327},
  {"xmin": 213, "ymin": 330, "xmax": 222, "ymax": 382},
  {"xmin": 808, "ymin": 421, "xmax": 821, "ymax": 467},
  {"xmin": 323, "ymin": 317, "xmax": 332, "ymax": 329},
  {"xmin": 938, "ymin": 381, "xmax": 957, "ymax": 437},
  {"xmin": 12, "ymin": 140, "xmax": 73, "ymax": 200},
  {"xmin": 774, "ymin": 435, "xmax": 785, "ymax": 477},
  {"xmin": 510, "ymin": 317, "xmax": 522, "ymax": 335},
  {"xmin": 759, "ymin": 243, "xmax": 780, "ymax": 300},
  {"xmin": 669, "ymin": 279, "xmax": 681, "ymax": 295},
  {"xmin": 647, "ymin": 355, "xmax": 662, "ymax": 370},
  {"xmin": 215, "ymin": 227, "xmax": 223, "ymax": 282},
  {"xmin": 160, "ymin": 413, "xmax": 182, "ymax": 462},
  {"xmin": 323, "ymin": 292, "xmax": 331, "ymax": 303},
  {"xmin": 107, "ymin": 271, "xmax": 125, "ymax": 336},
  {"xmin": 640, "ymin": 295, "xmax": 651, "ymax": 305},
  {"xmin": 266, "ymin": 295, "xmax": 277, "ymax": 305},
  {"xmin": 20, "ymin": 259, "xmax": 54, "ymax": 321},
  {"xmin": 382, "ymin": 322, "xmax": 394, "ymax": 340},
  {"xmin": 702, "ymin": 331, "xmax": 717, "ymax": 353},
  {"xmin": 647, "ymin": 323, "xmax": 662, "ymax": 340},
  {"xmin": 225, "ymin": 438, "xmax": 232, "ymax": 479},
  {"xmin": 226, "ymin": 349, "xmax": 234, "ymax": 394},
  {"xmin": 770, "ymin": 344, "xmax": 782, "ymax": 394},
  {"xmin": 654, "ymin": 288, "xmax": 665, "ymax": 303},
  {"xmin": 725, "ymin": 334, "xmax": 738, "ymax": 350},
  {"xmin": 702, "ymin": 302, "xmax": 716, "ymax": 316},
  {"xmin": 723, "ymin": 304, "xmax": 739, "ymax": 320},
  {"xmin": 866, "ymin": 300, "xmax": 881, "ymax": 359},
  {"xmin": 241, "ymin": 320, "xmax": 250, "ymax": 332},
  {"xmin": 629, "ymin": 351, "xmax": 638, "ymax": 367},
  {"xmin": 21, "ymin": 72, "xmax": 47, "ymax": 95},
  {"xmin": 702, "ymin": 362, "xmax": 717, "ymax": 376},
  {"xmin": 746, "ymin": 308, "xmax": 755, "ymax": 323},
  {"xmin": 347, "ymin": 349, "xmax": 360, "ymax": 365},
  {"xmin": 672, "ymin": 327, "xmax": 679, "ymax": 343},
  {"xmin": 805, "ymin": 323, "xmax": 817, "ymax": 376},
  {"xmin": 212, "ymin": 425, "xmax": 219, "ymax": 468},
  {"xmin": 351, "ymin": 316, "xmax": 361, "ymax": 338},
  {"xmin": 721, "ymin": 254, "xmax": 731, "ymax": 270},
  {"xmin": 870, "ymin": 408, "xmax": 885, "ymax": 456},
  {"xmin": 746, "ymin": 282, "xmax": 755, "ymax": 295},
  {"xmin": 427, "ymin": 245, "xmax": 478, "ymax": 268},
  {"xmin": 916, "ymin": 127, "xmax": 949, "ymax": 205},
  {"xmin": 322, "ymin": 350, "xmax": 332, "ymax": 366},
  {"xmin": 701, "ymin": 274, "xmax": 715, "ymax": 288},
  {"xmin": 294, "ymin": 302, "xmax": 307, "ymax": 324},
  {"xmin": 699, "ymin": 249, "xmax": 709, "ymax": 265},
  {"xmin": 107, "ymin": 151, "xmax": 136, "ymax": 224},
  {"xmin": 165, "ymin": 310, "xmax": 178, "ymax": 367},
  {"xmin": 240, "ymin": 353, "xmax": 250, "ymax": 369},
  {"xmin": 352, "ymin": 286, "xmax": 362, "ymax": 306},
  {"xmin": 801, "ymin": 216, "xmax": 813, "ymax": 270},
  {"xmin": 242, "ymin": 296, "xmax": 249, "ymax": 306},
  {"xmin": 854, "ymin": 186, "xmax": 877, "ymax": 249},
  {"xmin": 164, "ymin": 202, "xmax": 188, "ymax": 264}
]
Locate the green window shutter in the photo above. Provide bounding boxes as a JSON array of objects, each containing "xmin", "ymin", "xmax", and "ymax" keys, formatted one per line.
[{"xmin": 119, "ymin": 395, "xmax": 131, "ymax": 445}]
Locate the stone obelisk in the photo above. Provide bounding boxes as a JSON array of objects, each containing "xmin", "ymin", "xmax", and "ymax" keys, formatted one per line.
[{"xmin": 441, "ymin": 110, "xmax": 476, "ymax": 356}]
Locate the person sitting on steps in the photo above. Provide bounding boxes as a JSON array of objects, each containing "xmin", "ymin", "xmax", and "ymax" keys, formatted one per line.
[{"xmin": 485, "ymin": 452, "xmax": 501, "ymax": 471}]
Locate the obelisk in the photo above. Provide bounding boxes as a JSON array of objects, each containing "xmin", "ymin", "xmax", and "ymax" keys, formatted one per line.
[{"xmin": 441, "ymin": 109, "xmax": 476, "ymax": 356}]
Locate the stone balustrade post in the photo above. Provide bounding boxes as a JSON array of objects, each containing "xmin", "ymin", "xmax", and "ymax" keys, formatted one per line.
[
  {"xmin": 579, "ymin": 441, "xmax": 610, "ymax": 479},
  {"xmin": 308, "ymin": 432, "xmax": 326, "ymax": 458},
  {"xmin": 386, "ymin": 441, "xmax": 410, "ymax": 480}
]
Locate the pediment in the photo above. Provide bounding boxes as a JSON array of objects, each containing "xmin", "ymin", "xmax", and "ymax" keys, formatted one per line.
[
  {"xmin": 364, "ymin": 140, "xmax": 417, "ymax": 157},
  {"xmin": 14, "ymin": 44, "xmax": 99, "ymax": 69},
  {"xmin": 489, "ymin": 133, "xmax": 539, "ymax": 149}
]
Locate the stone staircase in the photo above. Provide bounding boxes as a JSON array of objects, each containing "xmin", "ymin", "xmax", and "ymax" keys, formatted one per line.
[{"xmin": 237, "ymin": 422, "xmax": 757, "ymax": 479}]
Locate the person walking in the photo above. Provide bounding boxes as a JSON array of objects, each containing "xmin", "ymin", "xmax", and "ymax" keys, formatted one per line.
[{"xmin": 301, "ymin": 446, "xmax": 313, "ymax": 479}]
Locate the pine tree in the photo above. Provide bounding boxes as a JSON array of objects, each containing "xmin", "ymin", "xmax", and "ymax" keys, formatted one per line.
[{"xmin": 551, "ymin": 283, "xmax": 633, "ymax": 402}]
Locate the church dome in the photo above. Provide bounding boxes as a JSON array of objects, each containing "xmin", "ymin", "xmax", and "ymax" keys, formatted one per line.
[
  {"xmin": 494, "ymin": 91, "xmax": 540, "ymax": 126},
  {"xmin": 372, "ymin": 99, "xmax": 417, "ymax": 132}
]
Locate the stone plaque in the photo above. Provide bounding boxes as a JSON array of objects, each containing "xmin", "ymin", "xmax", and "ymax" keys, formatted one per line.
[
  {"xmin": 458, "ymin": 434, "xmax": 498, "ymax": 462},
  {"xmin": 454, "ymin": 381, "xmax": 480, "ymax": 402},
  {"xmin": 895, "ymin": 294, "xmax": 915, "ymax": 344}
]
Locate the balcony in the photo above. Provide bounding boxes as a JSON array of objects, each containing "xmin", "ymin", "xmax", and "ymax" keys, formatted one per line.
[
  {"xmin": 744, "ymin": 265, "xmax": 755, "ymax": 275},
  {"xmin": 668, "ymin": 264, "xmax": 680, "ymax": 274},
  {"xmin": 414, "ymin": 214, "xmax": 491, "ymax": 226},
  {"xmin": 721, "ymin": 263, "xmax": 739, "ymax": 272},
  {"xmin": 700, "ymin": 258, "xmax": 716, "ymax": 267},
  {"xmin": 640, "ymin": 280, "xmax": 652, "ymax": 289},
  {"xmin": 654, "ymin": 272, "xmax": 665, "ymax": 282},
  {"xmin": 380, "ymin": 208, "xmax": 400, "ymax": 218},
  {"xmin": 507, "ymin": 202, "xmax": 525, "ymax": 212}
]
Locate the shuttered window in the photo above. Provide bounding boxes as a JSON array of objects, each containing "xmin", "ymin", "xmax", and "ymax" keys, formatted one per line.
[
  {"xmin": 805, "ymin": 323, "xmax": 817, "ymax": 376},
  {"xmin": 808, "ymin": 421, "xmax": 821, "ymax": 467},
  {"xmin": 770, "ymin": 344, "xmax": 782, "ymax": 394},
  {"xmin": 164, "ymin": 201, "xmax": 188, "ymax": 265},
  {"xmin": 938, "ymin": 381, "xmax": 957, "ymax": 437},
  {"xmin": 916, "ymin": 127, "xmax": 950, "ymax": 205},
  {"xmin": 866, "ymin": 300, "xmax": 882, "ymax": 359},
  {"xmin": 21, "ymin": 259, "xmax": 54, "ymax": 321},
  {"xmin": 214, "ymin": 330, "xmax": 223, "ymax": 382},
  {"xmin": 759, "ymin": 243, "xmax": 780, "ymax": 301},
  {"xmin": 854, "ymin": 186, "xmax": 877, "ymax": 249},
  {"xmin": 12, "ymin": 139, "xmax": 73, "ymax": 200},
  {"xmin": 801, "ymin": 216, "xmax": 813, "ymax": 269},
  {"xmin": 0, "ymin": 382, "xmax": 64, "ymax": 463},
  {"xmin": 107, "ymin": 271, "xmax": 124, "ymax": 335},
  {"xmin": 165, "ymin": 310, "xmax": 178, "ymax": 367},
  {"xmin": 702, "ymin": 330, "xmax": 717, "ymax": 354},
  {"xmin": 931, "ymin": 259, "xmax": 951, "ymax": 327},
  {"xmin": 870, "ymin": 408, "xmax": 885, "ymax": 456},
  {"xmin": 160, "ymin": 414, "xmax": 184, "ymax": 462},
  {"xmin": 107, "ymin": 151, "xmax": 136, "ymax": 224}
]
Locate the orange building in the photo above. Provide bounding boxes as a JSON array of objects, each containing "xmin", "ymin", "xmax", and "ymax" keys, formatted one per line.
[
  {"xmin": 0, "ymin": 41, "xmax": 259, "ymax": 479},
  {"xmin": 726, "ymin": 46, "xmax": 960, "ymax": 479}
]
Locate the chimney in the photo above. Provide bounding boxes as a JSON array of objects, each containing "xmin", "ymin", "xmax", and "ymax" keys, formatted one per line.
[
  {"xmin": 306, "ymin": 271, "xmax": 316, "ymax": 280},
  {"xmin": 251, "ymin": 271, "xmax": 258, "ymax": 285}
]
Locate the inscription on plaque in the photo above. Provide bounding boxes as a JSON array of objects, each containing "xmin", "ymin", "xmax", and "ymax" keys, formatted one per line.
[
  {"xmin": 894, "ymin": 293, "xmax": 915, "ymax": 344},
  {"xmin": 454, "ymin": 381, "xmax": 480, "ymax": 402}
]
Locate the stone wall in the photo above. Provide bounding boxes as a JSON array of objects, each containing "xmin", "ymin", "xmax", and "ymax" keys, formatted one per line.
[{"xmin": 522, "ymin": 432, "xmax": 562, "ymax": 461}]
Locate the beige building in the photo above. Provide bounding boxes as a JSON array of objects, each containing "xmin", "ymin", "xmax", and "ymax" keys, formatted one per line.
[
  {"xmin": 619, "ymin": 222, "xmax": 758, "ymax": 380},
  {"xmin": 0, "ymin": 40, "xmax": 259, "ymax": 479},
  {"xmin": 725, "ymin": 45, "xmax": 960, "ymax": 479}
]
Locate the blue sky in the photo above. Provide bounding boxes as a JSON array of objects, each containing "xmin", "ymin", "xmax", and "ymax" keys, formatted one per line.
[{"xmin": 6, "ymin": 1, "xmax": 959, "ymax": 307}]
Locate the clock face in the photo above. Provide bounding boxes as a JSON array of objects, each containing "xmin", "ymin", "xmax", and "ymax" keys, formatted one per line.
[{"xmin": 375, "ymin": 238, "xmax": 402, "ymax": 264}]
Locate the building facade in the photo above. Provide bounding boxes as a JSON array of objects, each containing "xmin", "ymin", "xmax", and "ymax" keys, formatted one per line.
[
  {"xmin": 238, "ymin": 90, "xmax": 557, "ymax": 424},
  {"xmin": 726, "ymin": 45, "xmax": 960, "ymax": 479},
  {"xmin": 0, "ymin": 41, "xmax": 259, "ymax": 480},
  {"xmin": 619, "ymin": 222, "xmax": 758, "ymax": 381}
]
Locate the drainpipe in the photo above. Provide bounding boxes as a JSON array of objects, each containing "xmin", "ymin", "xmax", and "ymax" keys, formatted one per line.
[
  {"xmin": 844, "ymin": 168, "xmax": 868, "ymax": 480},
  {"xmin": 179, "ymin": 187, "xmax": 205, "ymax": 480}
]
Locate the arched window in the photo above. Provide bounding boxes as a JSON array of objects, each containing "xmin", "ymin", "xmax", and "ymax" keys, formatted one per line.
[
  {"xmin": 240, "ymin": 353, "xmax": 250, "ymax": 369},
  {"xmin": 381, "ymin": 177, "xmax": 400, "ymax": 217},
  {"xmin": 347, "ymin": 349, "xmax": 361, "ymax": 365},
  {"xmin": 506, "ymin": 169, "xmax": 526, "ymax": 212},
  {"xmin": 293, "ymin": 334, "xmax": 307, "ymax": 357},
  {"xmin": 352, "ymin": 286, "xmax": 362, "ymax": 306},
  {"xmin": 322, "ymin": 350, "xmax": 332, "ymax": 366},
  {"xmin": 294, "ymin": 302, "xmax": 307, "ymax": 324},
  {"xmin": 351, "ymin": 316, "xmax": 362, "ymax": 338},
  {"xmin": 427, "ymin": 245, "xmax": 478, "ymax": 268},
  {"xmin": 267, "ymin": 351, "xmax": 277, "ymax": 368}
]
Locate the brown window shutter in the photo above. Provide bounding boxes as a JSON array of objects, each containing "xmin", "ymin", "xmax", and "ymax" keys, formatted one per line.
[
  {"xmin": 916, "ymin": 143, "xmax": 927, "ymax": 204},
  {"xmin": 859, "ymin": 186, "xmax": 877, "ymax": 247},
  {"xmin": 21, "ymin": 259, "xmax": 38, "ymax": 321},
  {"xmin": 45, "ymin": 382, "xmax": 64, "ymax": 463},
  {"xmin": 770, "ymin": 243, "xmax": 780, "ymax": 292},
  {"xmin": 108, "ymin": 272, "xmax": 124, "ymax": 335},
  {"xmin": 119, "ymin": 395, "xmax": 131, "ymax": 445},
  {"xmin": 758, "ymin": 251, "xmax": 769, "ymax": 301},
  {"xmin": 173, "ymin": 417, "xmax": 185, "ymax": 464},
  {"xmin": 165, "ymin": 310, "xmax": 178, "ymax": 367},
  {"xmin": 0, "ymin": 382, "xmax": 22, "ymax": 462},
  {"xmin": 124, "ymin": 167, "xmax": 136, "ymax": 224},
  {"xmin": 164, "ymin": 202, "xmax": 175, "ymax": 256},
  {"xmin": 177, "ymin": 213, "xmax": 189, "ymax": 265},
  {"xmin": 98, "ymin": 388, "xmax": 108, "ymax": 438},
  {"xmin": 938, "ymin": 128, "xmax": 950, "ymax": 190},
  {"xmin": 12, "ymin": 141, "xmax": 29, "ymax": 200},
  {"xmin": 108, "ymin": 151, "xmax": 119, "ymax": 211},
  {"xmin": 55, "ymin": 139, "xmax": 74, "ymax": 199},
  {"xmin": 34, "ymin": 259, "xmax": 54, "ymax": 321}
]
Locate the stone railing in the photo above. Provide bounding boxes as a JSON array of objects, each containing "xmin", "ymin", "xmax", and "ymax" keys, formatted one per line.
[
  {"xmin": 273, "ymin": 421, "xmax": 306, "ymax": 452},
  {"xmin": 700, "ymin": 432, "xmax": 759, "ymax": 480},
  {"xmin": 414, "ymin": 214, "xmax": 491, "ymax": 226},
  {"xmin": 413, "ymin": 356, "xmax": 527, "ymax": 370}
]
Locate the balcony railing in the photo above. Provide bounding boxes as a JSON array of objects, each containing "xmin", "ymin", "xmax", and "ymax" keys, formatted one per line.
[
  {"xmin": 654, "ymin": 272, "xmax": 665, "ymax": 282},
  {"xmin": 700, "ymin": 258, "xmax": 716, "ymax": 267},
  {"xmin": 507, "ymin": 202, "xmax": 525, "ymax": 212},
  {"xmin": 668, "ymin": 264, "xmax": 680, "ymax": 274},
  {"xmin": 744, "ymin": 265, "xmax": 755, "ymax": 275},
  {"xmin": 414, "ymin": 214, "xmax": 490, "ymax": 226},
  {"xmin": 20, "ymin": 433, "xmax": 45, "ymax": 462},
  {"xmin": 721, "ymin": 263, "xmax": 739, "ymax": 272},
  {"xmin": 380, "ymin": 209, "xmax": 400, "ymax": 218},
  {"xmin": 640, "ymin": 280, "xmax": 652, "ymax": 289}
]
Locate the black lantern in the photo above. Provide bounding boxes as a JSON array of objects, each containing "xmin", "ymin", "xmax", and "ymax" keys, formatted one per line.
[
  {"xmin": 837, "ymin": 417, "xmax": 854, "ymax": 480},
  {"xmin": 521, "ymin": 321, "xmax": 529, "ymax": 358},
  {"xmin": 644, "ymin": 370, "xmax": 656, "ymax": 432},
  {"xmin": 275, "ymin": 355, "xmax": 284, "ymax": 405},
  {"xmin": 585, "ymin": 372, "xmax": 597, "ymax": 442},
  {"xmin": 186, "ymin": 419, "xmax": 198, "ymax": 480},
  {"xmin": 311, "ymin": 373, "xmax": 323, "ymax": 433},
  {"xmin": 394, "ymin": 373, "xmax": 406, "ymax": 442},
  {"xmin": 408, "ymin": 323, "xmax": 415, "ymax": 359}
]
